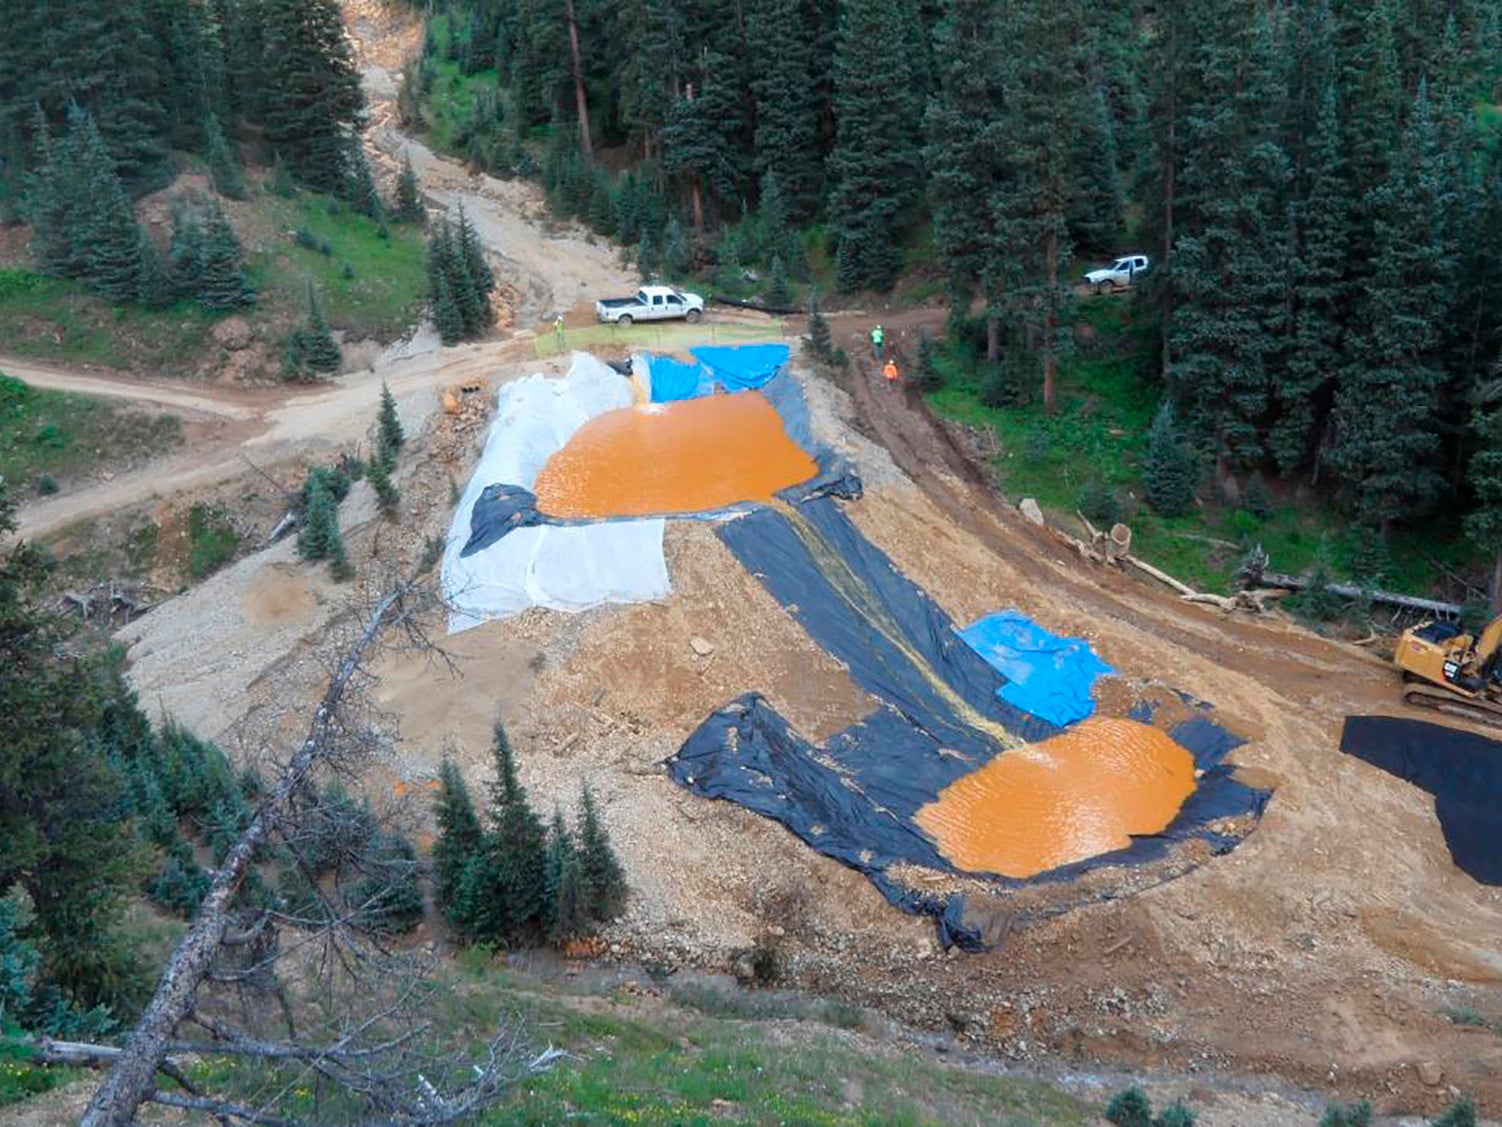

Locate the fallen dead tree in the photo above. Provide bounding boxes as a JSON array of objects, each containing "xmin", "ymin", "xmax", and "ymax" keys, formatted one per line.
[
  {"xmin": 709, "ymin": 293, "xmax": 802, "ymax": 316},
  {"xmin": 1256, "ymin": 571, "xmax": 1462, "ymax": 617}
]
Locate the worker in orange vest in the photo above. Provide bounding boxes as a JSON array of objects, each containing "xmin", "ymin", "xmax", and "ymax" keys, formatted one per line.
[{"xmin": 883, "ymin": 357, "xmax": 900, "ymax": 387}]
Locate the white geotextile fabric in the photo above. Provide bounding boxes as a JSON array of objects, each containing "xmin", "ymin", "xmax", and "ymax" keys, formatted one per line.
[{"xmin": 443, "ymin": 353, "xmax": 669, "ymax": 632}]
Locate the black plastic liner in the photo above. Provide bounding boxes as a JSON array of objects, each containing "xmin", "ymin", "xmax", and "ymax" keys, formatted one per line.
[
  {"xmin": 1340, "ymin": 715, "xmax": 1502, "ymax": 885},
  {"xmin": 667, "ymin": 498, "xmax": 1271, "ymax": 949},
  {"xmin": 461, "ymin": 484, "xmax": 545, "ymax": 557}
]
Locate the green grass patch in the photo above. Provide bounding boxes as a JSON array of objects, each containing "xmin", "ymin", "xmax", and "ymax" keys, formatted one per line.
[
  {"xmin": 0, "ymin": 371, "xmax": 180, "ymax": 492},
  {"xmin": 0, "ymin": 267, "xmax": 216, "ymax": 371},
  {"xmin": 536, "ymin": 319, "xmax": 784, "ymax": 358},
  {"xmin": 1441, "ymin": 1004, "xmax": 1502, "ymax": 1035},
  {"xmin": 253, "ymin": 195, "xmax": 427, "ymax": 338},
  {"xmin": 924, "ymin": 302, "xmax": 1472, "ymax": 598},
  {"xmin": 0, "ymin": 1035, "xmax": 83, "ymax": 1106},
  {"xmin": 186, "ymin": 503, "xmax": 239, "ymax": 579}
]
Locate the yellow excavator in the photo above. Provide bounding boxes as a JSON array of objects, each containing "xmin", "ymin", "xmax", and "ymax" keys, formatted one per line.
[{"xmin": 1394, "ymin": 616, "xmax": 1502, "ymax": 725}]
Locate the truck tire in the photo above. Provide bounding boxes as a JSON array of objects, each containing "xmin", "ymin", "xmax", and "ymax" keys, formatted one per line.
[
  {"xmin": 617, "ymin": 314, "xmax": 633, "ymax": 326},
  {"xmin": 686, "ymin": 308, "xmax": 702, "ymax": 324}
]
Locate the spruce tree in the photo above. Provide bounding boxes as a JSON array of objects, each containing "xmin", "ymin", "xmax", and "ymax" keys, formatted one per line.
[
  {"xmin": 756, "ymin": 171, "xmax": 802, "ymax": 276},
  {"xmin": 366, "ymin": 452, "xmax": 398, "ymax": 517},
  {"xmin": 455, "ymin": 203, "xmax": 495, "ymax": 297},
  {"xmin": 297, "ymin": 470, "xmax": 337, "ymax": 561},
  {"xmin": 257, "ymin": 0, "xmax": 367, "ymax": 197},
  {"xmin": 166, "ymin": 204, "xmax": 206, "ymax": 298},
  {"xmin": 393, "ymin": 153, "xmax": 424, "ymax": 224},
  {"xmin": 543, "ymin": 810, "xmax": 587, "ymax": 944},
  {"xmin": 459, "ymin": 723, "xmax": 548, "ymax": 946},
  {"xmin": 1272, "ymin": 84, "xmax": 1347, "ymax": 475},
  {"xmin": 806, "ymin": 294, "xmax": 834, "ymax": 364},
  {"xmin": 377, "ymin": 382, "xmax": 405, "ymax": 456},
  {"xmin": 827, "ymin": 0, "xmax": 923, "ymax": 292},
  {"xmin": 432, "ymin": 759, "xmax": 483, "ymax": 930},
  {"xmin": 297, "ymin": 282, "xmax": 341, "ymax": 374},
  {"xmin": 74, "ymin": 111, "xmax": 144, "ymax": 303},
  {"xmin": 195, "ymin": 198, "xmax": 255, "ymax": 310},
  {"xmin": 915, "ymin": 332, "xmax": 942, "ymax": 392},
  {"xmin": 135, "ymin": 231, "xmax": 172, "ymax": 309},
  {"xmin": 24, "ymin": 106, "xmax": 78, "ymax": 279},
  {"xmin": 203, "ymin": 113, "xmax": 245, "ymax": 199},
  {"xmin": 1331, "ymin": 84, "xmax": 1455, "ymax": 527},
  {"xmin": 1466, "ymin": 402, "xmax": 1502, "ymax": 610},
  {"xmin": 662, "ymin": 216, "xmax": 690, "ymax": 277},
  {"xmin": 745, "ymin": 0, "xmax": 821, "ymax": 220},
  {"xmin": 1145, "ymin": 401, "xmax": 1198, "ymax": 517},
  {"xmin": 767, "ymin": 254, "xmax": 790, "ymax": 308},
  {"xmin": 433, "ymin": 269, "xmax": 466, "ymax": 347},
  {"xmin": 577, "ymin": 784, "xmax": 626, "ymax": 922}
]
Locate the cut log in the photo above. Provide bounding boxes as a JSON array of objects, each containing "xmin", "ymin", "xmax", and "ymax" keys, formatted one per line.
[
  {"xmin": 709, "ymin": 294, "xmax": 801, "ymax": 316},
  {"xmin": 1123, "ymin": 554, "xmax": 1197, "ymax": 598},
  {"xmin": 1260, "ymin": 572, "xmax": 1461, "ymax": 617}
]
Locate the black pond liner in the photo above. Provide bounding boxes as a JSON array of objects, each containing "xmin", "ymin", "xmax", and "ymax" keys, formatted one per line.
[
  {"xmin": 1340, "ymin": 715, "xmax": 1502, "ymax": 885},
  {"xmin": 665, "ymin": 496, "xmax": 1272, "ymax": 950}
]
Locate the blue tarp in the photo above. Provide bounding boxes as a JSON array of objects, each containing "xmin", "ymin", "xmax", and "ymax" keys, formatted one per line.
[
  {"xmin": 646, "ymin": 354, "xmax": 713, "ymax": 402},
  {"xmin": 690, "ymin": 343, "xmax": 790, "ymax": 390},
  {"xmin": 959, "ymin": 610, "xmax": 1114, "ymax": 727}
]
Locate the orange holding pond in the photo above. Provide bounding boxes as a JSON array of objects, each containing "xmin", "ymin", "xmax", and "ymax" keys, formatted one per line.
[
  {"xmin": 914, "ymin": 717, "xmax": 1196, "ymax": 879},
  {"xmin": 532, "ymin": 391, "xmax": 819, "ymax": 519}
]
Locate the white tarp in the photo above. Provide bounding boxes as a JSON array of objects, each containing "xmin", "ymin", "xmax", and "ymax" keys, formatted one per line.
[{"xmin": 443, "ymin": 353, "xmax": 669, "ymax": 632}]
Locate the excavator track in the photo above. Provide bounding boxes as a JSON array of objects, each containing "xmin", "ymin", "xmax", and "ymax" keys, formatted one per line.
[{"xmin": 1401, "ymin": 680, "xmax": 1502, "ymax": 730}]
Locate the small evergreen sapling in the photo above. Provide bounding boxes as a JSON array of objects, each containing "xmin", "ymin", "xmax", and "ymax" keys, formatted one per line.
[
  {"xmin": 297, "ymin": 470, "xmax": 337, "ymax": 561},
  {"xmin": 393, "ymin": 153, "xmax": 425, "ymax": 224},
  {"xmin": 767, "ymin": 253, "xmax": 791, "ymax": 307},
  {"xmin": 1145, "ymin": 402, "xmax": 1198, "ymax": 517},
  {"xmin": 378, "ymin": 382, "xmax": 405, "ymax": 455},
  {"xmin": 366, "ymin": 452, "xmax": 398, "ymax": 517},
  {"xmin": 578, "ymin": 783, "xmax": 627, "ymax": 922}
]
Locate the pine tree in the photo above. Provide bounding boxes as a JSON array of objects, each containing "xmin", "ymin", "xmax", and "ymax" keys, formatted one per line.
[
  {"xmin": 756, "ymin": 171, "xmax": 802, "ymax": 276},
  {"xmin": 256, "ymin": 0, "xmax": 367, "ymax": 197},
  {"xmin": 827, "ymin": 0, "xmax": 923, "ymax": 292},
  {"xmin": 377, "ymin": 382, "xmax": 405, "ymax": 457},
  {"xmin": 915, "ymin": 332, "xmax": 942, "ymax": 392},
  {"xmin": 1466, "ymin": 401, "xmax": 1502, "ymax": 610},
  {"xmin": 1145, "ymin": 401, "xmax": 1198, "ymax": 517},
  {"xmin": 1331, "ymin": 84, "xmax": 1455, "ymax": 527},
  {"xmin": 23, "ymin": 106, "xmax": 79, "ymax": 279},
  {"xmin": 203, "ymin": 113, "xmax": 245, "ymax": 200},
  {"xmin": 431, "ymin": 759, "xmax": 483, "ymax": 930},
  {"xmin": 577, "ymin": 784, "xmax": 626, "ymax": 922},
  {"xmin": 350, "ymin": 832, "xmax": 423, "ymax": 934},
  {"xmin": 543, "ymin": 810, "xmax": 587, "ymax": 944},
  {"xmin": 662, "ymin": 54, "xmax": 750, "ymax": 228},
  {"xmin": 459, "ymin": 723, "xmax": 548, "ymax": 947},
  {"xmin": 195, "ymin": 198, "xmax": 255, "ymax": 310},
  {"xmin": 327, "ymin": 517, "xmax": 353, "ymax": 581},
  {"xmin": 297, "ymin": 470, "xmax": 337, "ymax": 561},
  {"xmin": 166, "ymin": 204, "xmax": 205, "ymax": 297},
  {"xmin": 455, "ymin": 204, "xmax": 494, "ymax": 297},
  {"xmin": 393, "ymin": 153, "xmax": 424, "ymax": 224}
]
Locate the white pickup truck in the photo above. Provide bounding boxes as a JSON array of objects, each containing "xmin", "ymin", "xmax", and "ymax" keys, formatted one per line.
[
  {"xmin": 595, "ymin": 284, "xmax": 705, "ymax": 325},
  {"xmin": 1084, "ymin": 254, "xmax": 1150, "ymax": 293}
]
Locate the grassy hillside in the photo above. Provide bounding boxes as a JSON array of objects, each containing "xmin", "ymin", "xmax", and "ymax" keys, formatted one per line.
[
  {"xmin": 926, "ymin": 299, "xmax": 1474, "ymax": 601},
  {"xmin": 0, "ymin": 181, "xmax": 426, "ymax": 377}
]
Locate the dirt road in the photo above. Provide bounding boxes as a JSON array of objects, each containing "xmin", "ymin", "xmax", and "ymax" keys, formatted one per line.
[{"xmin": 0, "ymin": 354, "xmax": 260, "ymax": 420}]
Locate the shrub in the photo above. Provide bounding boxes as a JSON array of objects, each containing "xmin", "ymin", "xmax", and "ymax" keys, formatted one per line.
[
  {"xmin": 34, "ymin": 474, "xmax": 58, "ymax": 495},
  {"xmin": 1319, "ymin": 1101, "xmax": 1373, "ymax": 1127},
  {"xmin": 1105, "ymin": 1086, "xmax": 1153, "ymax": 1127},
  {"xmin": 1077, "ymin": 477, "xmax": 1119, "ymax": 525},
  {"xmin": 1242, "ymin": 474, "xmax": 1273, "ymax": 521},
  {"xmin": 1430, "ymin": 1097, "xmax": 1476, "ymax": 1127},
  {"xmin": 349, "ymin": 832, "xmax": 424, "ymax": 934}
]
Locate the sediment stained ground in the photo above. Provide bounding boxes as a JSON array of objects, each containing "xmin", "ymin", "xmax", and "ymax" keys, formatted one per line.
[
  {"xmin": 914, "ymin": 717, "xmax": 1197, "ymax": 878},
  {"xmin": 532, "ymin": 391, "xmax": 818, "ymax": 519}
]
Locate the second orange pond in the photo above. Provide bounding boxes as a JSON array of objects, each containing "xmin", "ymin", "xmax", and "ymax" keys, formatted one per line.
[
  {"xmin": 532, "ymin": 391, "xmax": 818, "ymax": 519},
  {"xmin": 914, "ymin": 717, "xmax": 1197, "ymax": 879}
]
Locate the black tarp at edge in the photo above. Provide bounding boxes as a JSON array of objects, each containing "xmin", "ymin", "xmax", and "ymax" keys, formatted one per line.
[
  {"xmin": 666, "ymin": 499, "xmax": 1271, "ymax": 949},
  {"xmin": 1340, "ymin": 715, "xmax": 1502, "ymax": 885}
]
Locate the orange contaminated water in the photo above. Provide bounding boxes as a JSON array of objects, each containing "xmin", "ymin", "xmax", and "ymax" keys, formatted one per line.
[
  {"xmin": 532, "ymin": 391, "xmax": 819, "ymax": 518},
  {"xmin": 914, "ymin": 717, "xmax": 1197, "ymax": 879}
]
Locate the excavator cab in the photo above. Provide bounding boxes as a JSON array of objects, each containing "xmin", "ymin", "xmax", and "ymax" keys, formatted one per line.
[{"xmin": 1395, "ymin": 614, "xmax": 1502, "ymax": 724}]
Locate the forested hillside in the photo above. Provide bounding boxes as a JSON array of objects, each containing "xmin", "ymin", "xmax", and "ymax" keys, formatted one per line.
[
  {"xmin": 408, "ymin": 0, "xmax": 1502, "ymax": 592},
  {"xmin": 0, "ymin": 0, "xmax": 427, "ymax": 378}
]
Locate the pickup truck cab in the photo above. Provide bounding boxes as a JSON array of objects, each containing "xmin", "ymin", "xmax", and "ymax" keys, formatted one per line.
[
  {"xmin": 1084, "ymin": 255, "xmax": 1150, "ymax": 293},
  {"xmin": 596, "ymin": 285, "xmax": 705, "ymax": 325}
]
